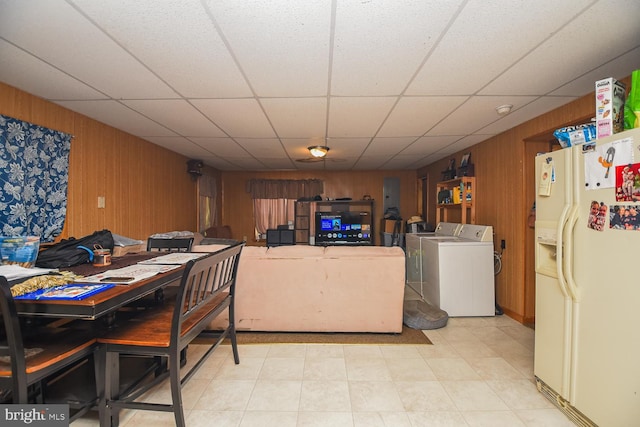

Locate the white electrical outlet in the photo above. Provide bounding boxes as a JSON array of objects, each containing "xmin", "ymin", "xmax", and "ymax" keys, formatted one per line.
[{"xmin": 97, "ymin": 196, "xmax": 105, "ymax": 208}]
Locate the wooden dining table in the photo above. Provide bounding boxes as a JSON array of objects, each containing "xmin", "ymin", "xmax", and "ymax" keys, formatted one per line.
[{"xmin": 12, "ymin": 253, "xmax": 184, "ymax": 320}]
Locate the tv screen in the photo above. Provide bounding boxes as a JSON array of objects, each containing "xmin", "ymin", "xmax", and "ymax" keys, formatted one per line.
[
  {"xmin": 314, "ymin": 212, "xmax": 372, "ymax": 245},
  {"xmin": 320, "ymin": 215, "xmax": 342, "ymax": 231}
]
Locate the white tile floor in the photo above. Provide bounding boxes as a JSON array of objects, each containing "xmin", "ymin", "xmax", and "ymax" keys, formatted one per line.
[{"xmin": 73, "ymin": 316, "xmax": 576, "ymax": 426}]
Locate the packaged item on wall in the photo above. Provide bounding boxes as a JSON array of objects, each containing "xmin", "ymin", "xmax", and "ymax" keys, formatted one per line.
[
  {"xmin": 553, "ymin": 123, "xmax": 596, "ymax": 148},
  {"xmin": 595, "ymin": 77, "xmax": 626, "ymax": 138},
  {"xmin": 624, "ymin": 69, "xmax": 639, "ymax": 130}
]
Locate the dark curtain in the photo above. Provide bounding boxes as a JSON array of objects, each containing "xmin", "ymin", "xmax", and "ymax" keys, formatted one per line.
[{"xmin": 246, "ymin": 179, "xmax": 323, "ymax": 199}]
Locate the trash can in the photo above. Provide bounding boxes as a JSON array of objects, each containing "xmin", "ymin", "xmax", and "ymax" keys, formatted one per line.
[{"xmin": 382, "ymin": 232, "xmax": 404, "ymax": 247}]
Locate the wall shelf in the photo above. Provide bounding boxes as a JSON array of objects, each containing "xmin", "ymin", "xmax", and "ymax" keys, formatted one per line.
[{"xmin": 435, "ymin": 177, "xmax": 475, "ymax": 224}]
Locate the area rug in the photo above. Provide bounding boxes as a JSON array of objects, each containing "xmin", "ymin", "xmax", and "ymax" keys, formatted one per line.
[{"xmin": 202, "ymin": 325, "xmax": 431, "ymax": 345}]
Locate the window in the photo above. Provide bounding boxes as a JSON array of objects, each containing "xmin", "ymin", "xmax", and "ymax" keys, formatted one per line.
[
  {"xmin": 253, "ymin": 198, "xmax": 295, "ymax": 239},
  {"xmin": 246, "ymin": 179, "xmax": 323, "ymax": 240}
]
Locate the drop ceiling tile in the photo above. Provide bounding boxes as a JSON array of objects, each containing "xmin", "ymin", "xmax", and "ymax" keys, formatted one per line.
[
  {"xmin": 479, "ymin": 0, "xmax": 640, "ymax": 96},
  {"xmin": 0, "ymin": 40, "xmax": 106, "ymax": 101},
  {"xmin": 415, "ymin": 154, "xmax": 446, "ymax": 168},
  {"xmin": 293, "ymin": 160, "xmax": 330, "ymax": 170},
  {"xmin": 55, "ymin": 100, "xmax": 177, "ymax": 137},
  {"xmin": 0, "ymin": 0, "xmax": 177, "ymax": 99},
  {"xmin": 187, "ymin": 137, "xmax": 248, "ymax": 157},
  {"xmin": 352, "ymin": 156, "xmax": 391, "ymax": 170},
  {"xmin": 401, "ymin": 136, "xmax": 464, "ymax": 156},
  {"xmin": 255, "ymin": 158, "xmax": 297, "ymax": 170},
  {"xmin": 223, "ymin": 157, "xmax": 277, "ymax": 170},
  {"xmin": 378, "ymin": 96, "xmax": 468, "ymax": 137},
  {"xmin": 121, "ymin": 100, "xmax": 225, "ymax": 137},
  {"xmin": 479, "ymin": 96, "xmax": 578, "ymax": 135},
  {"xmin": 550, "ymin": 47, "xmax": 640, "ymax": 96},
  {"xmin": 142, "ymin": 136, "xmax": 212, "ymax": 158},
  {"xmin": 382, "ymin": 154, "xmax": 426, "ymax": 170},
  {"xmin": 428, "ymin": 96, "xmax": 537, "ymax": 135},
  {"xmin": 204, "ymin": 0, "xmax": 331, "ymax": 97},
  {"xmin": 331, "ymin": 1, "xmax": 462, "ymax": 96},
  {"xmin": 196, "ymin": 154, "xmax": 242, "ymax": 170},
  {"xmin": 323, "ymin": 158, "xmax": 358, "ymax": 170},
  {"xmin": 192, "ymin": 99, "xmax": 275, "ymax": 138},
  {"xmin": 261, "ymin": 98, "xmax": 327, "ymax": 138},
  {"xmin": 235, "ymin": 138, "xmax": 288, "ymax": 158},
  {"xmin": 407, "ymin": 0, "xmax": 591, "ymax": 96},
  {"xmin": 328, "ymin": 97, "xmax": 396, "ymax": 137},
  {"xmin": 364, "ymin": 137, "xmax": 418, "ymax": 156},
  {"xmin": 71, "ymin": 0, "xmax": 252, "ymax": 98},
  {"xmin": 438, "ymin": 134, "xmax": 492, "ymax": 155},
  {"xmin": 320, "ymin": 138, "xmax": 370, "ymax": 158}
]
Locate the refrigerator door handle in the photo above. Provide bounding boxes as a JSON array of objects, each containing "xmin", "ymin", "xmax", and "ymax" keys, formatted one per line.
[
  {"xmin": 563, "ymin": 205, "xmax": 580, "ymax": 302},
  {"xmin": 554, "ymin": 204, "xmax": 572, "ymax": 299}
]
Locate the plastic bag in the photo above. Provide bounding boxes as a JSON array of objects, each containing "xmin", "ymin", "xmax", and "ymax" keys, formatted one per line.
[
  {"xmin": 553, "ymin": 123, "xmax": 596, "ymax": 148},
  {"xmin": 624, "ymin": 69, "xmax": 640, "ymax": 130}
]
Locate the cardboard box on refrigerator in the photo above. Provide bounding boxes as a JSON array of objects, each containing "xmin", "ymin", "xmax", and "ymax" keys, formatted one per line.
[{"xmin": 595, "ymin": 78, "xmax": 626, "ymax": 138}]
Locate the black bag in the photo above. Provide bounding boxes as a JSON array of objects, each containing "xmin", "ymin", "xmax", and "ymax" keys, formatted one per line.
[
  {"xmin": 35, "ymin": 230, "xmax": 115, "ymax": 268},
  {"xmin": 384, "ymin": 207, "xmax": 400, "ymax": 220}
]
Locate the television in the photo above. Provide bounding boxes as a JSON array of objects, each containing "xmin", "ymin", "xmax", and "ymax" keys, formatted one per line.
[{"xmin": 314, "ymin": 211, "xmax": 372, "ymax": 245}]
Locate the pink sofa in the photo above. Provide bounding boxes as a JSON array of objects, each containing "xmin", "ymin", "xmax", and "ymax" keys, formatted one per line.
[{"xmin": 192, "ymin": 244, "xmax": 406, "ymax": 333}]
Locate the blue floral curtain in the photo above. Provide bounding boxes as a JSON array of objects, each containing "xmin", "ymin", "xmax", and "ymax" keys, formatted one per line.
[{"xmin": 0, "ymin": 114, "xmax": 72, "ymax": 242}]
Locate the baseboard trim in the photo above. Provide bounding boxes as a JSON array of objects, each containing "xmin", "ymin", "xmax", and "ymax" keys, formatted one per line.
[{"xmin": 535, "ymin": 377, "xmax": 596, "ymax": 427}]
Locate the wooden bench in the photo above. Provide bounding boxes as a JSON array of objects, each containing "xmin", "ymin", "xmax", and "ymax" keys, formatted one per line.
[{"xmin": 96, "ymin": 241, "xmax": 244, "ymax": 427}]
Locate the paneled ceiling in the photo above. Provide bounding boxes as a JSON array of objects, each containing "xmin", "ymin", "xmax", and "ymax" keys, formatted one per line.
[{"xmin": 1, "ymin": 0, "xmax": 638, "ymax": 171}]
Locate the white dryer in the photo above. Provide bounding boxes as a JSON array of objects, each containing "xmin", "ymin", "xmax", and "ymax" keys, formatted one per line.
[{"xmin": 408, "ymin": 224, "xmax": 495, "ymax": 317}]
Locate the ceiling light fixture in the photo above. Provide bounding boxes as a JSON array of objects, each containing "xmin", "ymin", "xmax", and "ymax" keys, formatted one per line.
[
  {"xmin": 308, "ymin": 145, "xmax": 330, "ymax": 158},
  {"xmin": 495, "ymin": 104, "xmax": 513, "ymax": 115}
]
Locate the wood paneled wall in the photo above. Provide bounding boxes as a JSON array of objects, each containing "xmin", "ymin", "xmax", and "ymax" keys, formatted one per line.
[
  {"xmin": 3, "ymin": 73, "xmax": 632, "ymax": 326},
  {"xmin": 220, "ymin": 170, "xmax": 417, "ymax": 246},
  {"xmin": 417, "ymin": 75, "xmax": 631, "ymax": 323},
  {"xmin": 0, "ymin": 82, "xmax": 197, "ymax": 241}
]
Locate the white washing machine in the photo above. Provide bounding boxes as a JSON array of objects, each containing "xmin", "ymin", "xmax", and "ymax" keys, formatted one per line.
[
  {"xmin": 406, "ymin": 224, "xmax": 495, "ymax": 317},
  {"xmin": 405, "ymin": 222, "xmax": 463, "ymax": 299},
  {"xmin": 431, "ymin": 222, "xmax": 463, "ymax": 237}
]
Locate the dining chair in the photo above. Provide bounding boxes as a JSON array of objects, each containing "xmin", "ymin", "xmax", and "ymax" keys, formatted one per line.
[
  {"xmin": 146, "ymin": 237, "xmax": 194, "ymax": 252},
  {"xmin": 145, "ymin": 236, "xmax": 194, "ymax": 306},
  {"xmin": 0, "ymin": 276, "xmax": 101, "ymax": 420},
  {"xmin": 97, "ymin": 241, "xmax": 244, "ymax": 427}
]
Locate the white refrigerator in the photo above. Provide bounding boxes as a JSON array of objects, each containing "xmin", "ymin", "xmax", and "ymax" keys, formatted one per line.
[{"xmin": 534, "ymin": 127, "xmax": 640, "ymax": 426}]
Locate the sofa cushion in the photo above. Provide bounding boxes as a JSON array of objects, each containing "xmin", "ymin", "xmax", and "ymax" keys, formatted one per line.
[
  {"xmin": 264, "ymin": 245, "xmax": 325, "ymax": 258},
  {"xmin": 324, "ymin": 246, "xmax": 404, "ymax": 257}
]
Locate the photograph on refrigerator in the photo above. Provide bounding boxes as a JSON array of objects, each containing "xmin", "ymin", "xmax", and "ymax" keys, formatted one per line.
[
  {"xmin": 609, "ymin": 204, "xmax": 640, "ymax": 230},
  {"xmin": 615, "ymin": 162, "xmax": 640, "ymax": 201},
  {"xmin": 587, "ymin": 200, "xmax": 607, "ymax": 231}
]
